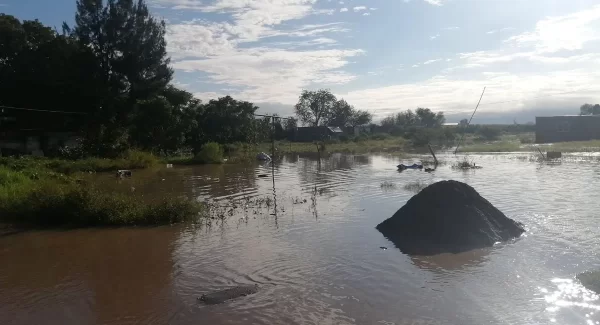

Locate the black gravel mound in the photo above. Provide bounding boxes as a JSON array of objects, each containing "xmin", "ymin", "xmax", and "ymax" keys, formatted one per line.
[{"xmin": 376, "ymin": 180, "xmax": 525, "ymax": 255}]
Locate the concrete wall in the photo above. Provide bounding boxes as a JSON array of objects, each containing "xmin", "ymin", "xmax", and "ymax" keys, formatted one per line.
[{"xmin": 536, "ymin": 115, "xmax": 600, "ymax": 143}]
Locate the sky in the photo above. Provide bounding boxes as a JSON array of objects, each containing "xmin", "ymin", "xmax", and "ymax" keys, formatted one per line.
[{"xmin": 4, "ymin": 0, "xmax": 600, "ymax": 123}]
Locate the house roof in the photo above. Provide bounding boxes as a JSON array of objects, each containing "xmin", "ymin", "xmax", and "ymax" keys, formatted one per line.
[{"xmin": 327, "ymin": 126, "xmax": 344, "ymax": 133}]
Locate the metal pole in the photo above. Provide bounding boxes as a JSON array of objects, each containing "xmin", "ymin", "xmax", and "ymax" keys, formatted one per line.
[
  {"xmin": 455, "ymin": 87, "xmax": 487, "ymax": 155},
  {"xmin": 428, "ymin": 144, "xmax": 438, "ymax": 165}
]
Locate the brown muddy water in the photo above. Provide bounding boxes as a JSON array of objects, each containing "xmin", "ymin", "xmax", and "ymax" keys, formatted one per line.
[{"xmin": 1, "ymin": 153, "xmax": 600, "ymax": 325}]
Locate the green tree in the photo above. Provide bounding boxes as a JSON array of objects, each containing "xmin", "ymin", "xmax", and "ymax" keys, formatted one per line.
[
  {"xmin": 71, "ymin": 0, "xmax": 172, "ymax": 155},
  {"xmin": 188, "ymin": 96, "xmax": 259, "ymax": 154},
  {"xmin": 0, "ymin": 15, "xmax": 100, "ymax": 135},
  {"xmin": 580, "ymin": 103, "xmax": 600, "ymax": 115},
  {"xmin": 294, "ymin": 89, "xmax": 337, "ymax": 126},
  {"xmin": 350, "ymin": 110, "xmax": 373, "ymax": 127},
  {"xmin": 327, "ymin": 99, "xmax": 354, "ymax": 127},
  {"xmin": 415, "ymin": 107, "xmax": 445, "ymax": 127}
]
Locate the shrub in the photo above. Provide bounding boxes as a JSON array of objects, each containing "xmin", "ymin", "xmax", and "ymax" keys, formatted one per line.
[
  {"xmin": 519, "ymin": 135, "xmax": 534, "ymax": 144},
  {"xmin": 477, "ymin": 127, "xmax": 501, "ymax": 141},
  {"xmin": 122, "ymin": 150, "xmax": 159, "ymax": 169},
  {"xmin": 0, "ymin": 173, "xmax": 204, "ymax": 226},
  {"xmin": 338, "ymin": 134, "xmax": 351, "ymax": 142},
  {"xmin": 194, "ymin": 142, "xmax": 224, "ymax": 164},
  {"xmin": 353, "ymin": 134, "xmax": 368, "ymax": 142},
  {"xmin": 370, "ymin": 133, "xmax": 390, "ymax": 140}
]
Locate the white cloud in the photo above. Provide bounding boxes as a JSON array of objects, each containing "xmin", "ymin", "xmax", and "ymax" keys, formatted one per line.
[
  {"xmin": 363, "ymin": 12, "xmax": 370, "ymax": 16},
  {"xmin": 412, "ymin": 64, "xmax": 420, "ymax": 68},
  {"xmin": 429, "ymin": 34, "xmax": 440, "ymax": 40},
  {"xmin": 340, "ymin": 7, "xmax": 348, "ymax": 12},
  {"xmin": 423, "ymin": 59, "xmax": 441, "ymax": 65},
  {"xmin": 339, "ymin": 69, "xmax": 600, "ymax": 118},
  {"xmin": 174, "ymin": 47, "xmax": 364, "ymax": 104},
  {"xmin": 486, "ymin": 27, "xmax": 514, "ymax": 34},
  {"xmin": 370, "ymin": 8, "xmax": 377, "ymax": 11},
  {"xmin": 353, "ymin": 6, "xmax": 367, "ymax": 12},
  {"xmin": 442, "ymin": 26, "xmax": 460, "ymax": 30},
  {"xmin": 422, "ymin": 0, "xmax": 443, "ymax": 6},
  {"xmin": 506, "ymin": 5, "xmax": 600, "ymax": 53}
]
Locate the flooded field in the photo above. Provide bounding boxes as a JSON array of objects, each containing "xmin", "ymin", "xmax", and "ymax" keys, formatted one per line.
[{"xmin": 1, "ymin": 152, "xmax": 600, "ymax": 325}]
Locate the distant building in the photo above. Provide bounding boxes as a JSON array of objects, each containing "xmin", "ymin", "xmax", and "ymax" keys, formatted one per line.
[
  {"xmin": 442, "ymin": 122, "xmax": 459, "ymax": 127},
  {"xmin": 535, "ymin": 115, "xmax": 600, "ymax": 143},
  {"xmin": 294, "ymin": 126, "xmax": 345, "ymax": 142}
]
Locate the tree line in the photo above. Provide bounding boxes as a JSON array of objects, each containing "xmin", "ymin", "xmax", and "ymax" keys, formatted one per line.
[{"xmin": 0, "ymin": 1, "xmax": 293, "ymax": 157}]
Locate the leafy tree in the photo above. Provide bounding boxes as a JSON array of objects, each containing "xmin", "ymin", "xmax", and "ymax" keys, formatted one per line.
[
  {"xmin": 350, "ymin": 110, "xmax": 373, "ymax": 127},
  {"xmin": 294, "ymin": 89, "xmax": 336, "ymax": 126},
  {"xmin": 327, "ymin": 99, "xmax": 354, "ymax": 127},
  {"xmin": 326, "ymin": 99, "xmax": 373, "ymax": 127},
  {"xmin": 0, "ymin": 14, "xmax": 100, "ymax": 134},
  {"xmin": 580, "ymin": 103, "xmax": 600, "ymax": 115},
  {"xmin": 459, "ymin": 119, "xmax": 469, "ymax": 127},
  {"xmin": 67, "ymin": 0, "xmax": 173, "ymax": 155},
  {"xmin": 283, "ymin": 117, "xmax": 298, "ymax": 131},
  {"xmin": 188, "ymin": 96, "xmax": 259, "ymax": 154},
  {"xmin": 415, "ymin": 107, "xmax": 445, "ymax": 127}
]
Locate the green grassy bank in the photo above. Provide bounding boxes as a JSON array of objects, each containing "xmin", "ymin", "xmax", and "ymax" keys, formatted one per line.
[{"xmin": 0, "ymin": 154, "xmax": 204, "ymax": 227}]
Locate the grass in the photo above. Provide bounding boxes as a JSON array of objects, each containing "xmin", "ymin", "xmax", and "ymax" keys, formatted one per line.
[
  {"xmin": 258, "ymin": 137, "xmax": 409, "ymax": 154},
  {"xmin": 0, "ymin": 165, "xmax": 205, "ymax": 227},
  {"xmin": 577, "ymin": 270, "xmax": 600, "ymax": 294},
  {"xmin": 0, "ymin": 150, "xmax": 159, "ymax": 175},
  {"xmin": 403, "ymin": 180, "xmax": 429, "ymax": 193},
  {"xmin": 451, "ymin": 157, "xmax": 482, "ymax": 170}
]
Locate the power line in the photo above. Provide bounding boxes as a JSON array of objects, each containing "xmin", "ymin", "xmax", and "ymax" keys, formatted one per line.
[{"xmin": 0, "ymin": 105, "xmax": 87, "ymax": 115}]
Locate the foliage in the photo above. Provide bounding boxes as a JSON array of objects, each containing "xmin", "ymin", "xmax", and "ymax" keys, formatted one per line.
[
  {"xmin": 294, "ymin": 89, "xmax": 337, "ymax": 126},
  {"xmin": 188, "ymin": 96, "xmax": 259, "ymax": 154},
  {"xmin": 0, "ymin": 165, "xmax": 204, "ymax": 227},
  {"xmin": 580, "ymin": 103, "xmax": 600, "ymax": 115},
  {"xmin": 193, "ymin": 142, "xmax": 224, "ymax": 164},
  {"xmin": 477, "ymin": 126, "xmax": 501, "ymax": 140},
  {"xmin": 370, "ymin": 133, "xmax": 390, "ymax": 140},
  {"xmin": 0, "ymin": 150, "xmax": 158, "ymax": 174},
  {"xmin": 381, "ymin": 108, "xmax": 446, "ymax": 134},
  {"xmin": 404, "ymin": 127, "xmax": 457, "ymax": 147}
]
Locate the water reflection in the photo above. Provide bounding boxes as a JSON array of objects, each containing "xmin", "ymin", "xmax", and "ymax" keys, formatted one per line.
[
  {"xmin": 410, "ymin": 248, "xmax": 492, "ymax": 273},
  {"xmin": 541, "ymin": 278, "xmax": 600, "ymax": 324}
]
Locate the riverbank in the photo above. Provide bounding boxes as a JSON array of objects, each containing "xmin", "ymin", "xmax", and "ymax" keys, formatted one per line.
[{"xmin": 0, "ymin": 154, "xmax": 205, "ymax": 227}]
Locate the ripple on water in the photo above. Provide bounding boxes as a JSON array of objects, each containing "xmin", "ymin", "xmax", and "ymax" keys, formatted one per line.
[{"xmin": 2, "ymin": 153, "xmax": 600, "ymax": 324}]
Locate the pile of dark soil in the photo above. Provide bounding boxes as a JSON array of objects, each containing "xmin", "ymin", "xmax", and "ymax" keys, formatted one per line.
[{"xmin": 376, "ymin": 180, "xmax": 525, "ymax": 255}]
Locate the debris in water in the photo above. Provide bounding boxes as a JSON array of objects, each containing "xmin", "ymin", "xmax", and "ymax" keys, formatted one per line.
[{"xmin": 198, "ymin": 284, "xmax": 259, "ymax": 305}]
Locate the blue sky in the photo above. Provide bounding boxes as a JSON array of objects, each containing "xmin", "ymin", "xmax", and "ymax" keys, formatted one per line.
[{"xmin": 4, "ymin": 0, "xmax": 600, "ymax": 122}]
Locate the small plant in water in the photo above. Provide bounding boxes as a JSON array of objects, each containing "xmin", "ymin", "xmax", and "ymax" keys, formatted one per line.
[
  {"xmin": 380, "ymin": 181, "xmax": 396, "ymax": 189},
  {"xmin": 403, "ymin": 180, "xmax": 428, "ymax": 193},
  {"xmin": 452, "ymin": 157, "xmax": 481, "ymax": 170}
]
